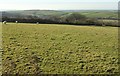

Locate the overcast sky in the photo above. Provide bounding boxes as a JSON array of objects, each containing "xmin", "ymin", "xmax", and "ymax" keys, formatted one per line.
[{"xmin": 0, "ymin": 0, "xmax": 119, "ymax": 10}]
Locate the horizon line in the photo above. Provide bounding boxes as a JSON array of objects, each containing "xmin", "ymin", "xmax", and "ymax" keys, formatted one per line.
[{"xmin": 0, "ymin": 9, "xmax": 118, "ymax": 11}]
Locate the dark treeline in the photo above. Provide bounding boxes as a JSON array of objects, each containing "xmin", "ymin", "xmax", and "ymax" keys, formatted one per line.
[
  {"xmin": 2, "ymin": 17, "xmax": 58, "ymax": 24},
  {"xmin": 97, "ymin": 18, "xmax": 118, "ymax": 20},
  {"xmin": 2, "ymin": 17, "xmax": 96, "ymax": 25},
  {"xmin": 1, "ymin": 13, "xmax": 95, "ymax": 25},
  {"xmin": 1, "ymin": 12, "xmax": 118, "ymax": 27}
]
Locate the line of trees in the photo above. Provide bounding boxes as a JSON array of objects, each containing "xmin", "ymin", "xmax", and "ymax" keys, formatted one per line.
[{"xmin": 1, "ymin": 13, "xmax": 119, "ymax": 27}]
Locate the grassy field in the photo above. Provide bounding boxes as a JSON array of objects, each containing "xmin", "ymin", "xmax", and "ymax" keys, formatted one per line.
[
  {"xmin": 80, "ymin": 11, "xmax": 117, "ymax": 18},
  {"xmin": 2, "ymin": 23, "xmax": 118, "ymax": 74}
]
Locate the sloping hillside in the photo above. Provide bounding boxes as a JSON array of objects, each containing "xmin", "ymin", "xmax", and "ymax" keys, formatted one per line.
[{"xmin": 2, "ymin": 10, "xmax": 118, "ymax": 19}]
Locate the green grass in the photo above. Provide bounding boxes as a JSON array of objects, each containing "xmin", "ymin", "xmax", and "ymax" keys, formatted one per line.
[
  {"xmin": 2, "ymin": 23, "xmax": 118, "ymax": 74},
  {"xmin": 7, "ymin": 10, "xmax": 118, "ymax": 18},
  {"xmin": 80, "ymin": 11, "xmax": 117, "ymax": 18}
]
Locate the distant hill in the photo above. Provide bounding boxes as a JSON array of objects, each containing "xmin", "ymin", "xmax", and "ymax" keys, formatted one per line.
[
  {"xmin": 2, "ymin": 10, "xmax": 68, "ymax": 19},
  {"xmin": 1, "ymin": 10, "xmax": 118, "ymax": 27},
  {"xmin": 61, "ymin": 10, "xmax": 118, "ymax": 18},
  {"xmin": 2, "ymin": 10, "xmax": 118, "ymax": 19}
]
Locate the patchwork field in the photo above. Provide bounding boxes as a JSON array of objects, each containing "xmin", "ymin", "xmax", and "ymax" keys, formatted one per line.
[{"xmin": 2, "ymin": 23, "xmax": 118, "ymax": 74}]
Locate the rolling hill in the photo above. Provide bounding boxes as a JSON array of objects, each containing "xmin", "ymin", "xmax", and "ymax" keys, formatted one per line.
[{"xmin": 1, "ymin": 10, "xmax": 118, "ymax": 19}]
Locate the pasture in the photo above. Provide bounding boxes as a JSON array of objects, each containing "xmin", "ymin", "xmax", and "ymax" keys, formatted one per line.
[{"xmin": 2, "ymin": 23, "xmax": 118, "ymax": 74}]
